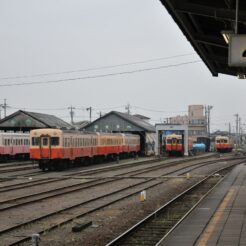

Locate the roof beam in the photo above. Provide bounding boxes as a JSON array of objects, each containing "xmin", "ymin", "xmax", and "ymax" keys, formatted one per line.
[
  {"xmin": 207, "ymin": 54, "xmax": 228, "ymax": 64},
  {"xmin": 193, "ymin": 34, "xmax": 228, "ymax": 49},
  {"xmin": 175, "ymin": 2, "xmax": 246, "ymax": 23},
  {"xmin": 161, "ymin": 0, "xmax": 218, "ymax": 76}
]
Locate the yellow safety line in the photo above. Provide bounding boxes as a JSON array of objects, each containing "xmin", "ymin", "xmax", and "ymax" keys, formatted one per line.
[{"xmin": 197, "ymin": 188, "xmax": 235, "ymax": 246}]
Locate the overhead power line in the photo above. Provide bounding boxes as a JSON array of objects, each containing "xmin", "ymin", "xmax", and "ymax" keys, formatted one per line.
[
  {"xmin": 8, "ymin": 106, "xmax": 68, "ymax": 111},
  {"xmin": 0, "ymin": 53, "xmax": 196, "ymax": 81},
  {"xmin": 132, "ymin": 105, "xmax": 186, "ymax": 113},
  {"xmin": 0, "ymin": 60, "xmax": 201, "ymax": 87}
]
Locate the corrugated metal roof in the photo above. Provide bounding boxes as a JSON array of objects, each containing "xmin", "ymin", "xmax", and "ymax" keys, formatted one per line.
[
  {"xmin": 113, "ymin": 111, "xmax": 155, "ymax": 132},
  {"xmin": 84, "ymin": 111, "xmax": 155, "ymax": 132},
  {"xmin": 0, "ymin": 110, "xmax": 72, "ymax": 130},
  {"xmin": 23, "ymin": 111, "xmax": 72, "ymax": 129}
]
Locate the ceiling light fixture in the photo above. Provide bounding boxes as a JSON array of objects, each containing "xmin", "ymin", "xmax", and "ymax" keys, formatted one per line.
[{"xmin": 221, "ymin": 30, "xmax": 233, "ymax": 44}]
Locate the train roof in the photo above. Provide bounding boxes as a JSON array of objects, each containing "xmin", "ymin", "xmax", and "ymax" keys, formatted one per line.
[
  {"xmin": 215, "ymin": 135, "xmax": 229, "ymax": 139},
  {"xmin": 30, "ymin": 128, "xmax": 97, "ymax": 136},
  {"xmin": 30, "ymin": 128, "xmax": 138, "ymax": 137},
  {"xmin": 0, "ymin": 132, "xmax": 29, "ymax": 136},
  {"xmin": 166, "ymin": 133, "xmax": 182, "ymax": 138}
]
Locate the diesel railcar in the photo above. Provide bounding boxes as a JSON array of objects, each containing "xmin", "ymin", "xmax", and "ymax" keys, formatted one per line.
[
  {"xmin": 30, "ymin": 128, "xmax": 140, "ymax": 170},
  {"xmin": 165, "ymin": 134, "xmax": 193, "ymax": 156},
  {"xmin": 0, "ymin": 132, "xmax": 30, "ymax": 161},
  {"xmin": 215, "ymin": 136, "xmax": 234, "ymax": 153}
]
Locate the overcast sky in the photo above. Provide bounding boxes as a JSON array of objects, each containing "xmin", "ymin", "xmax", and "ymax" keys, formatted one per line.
[{"xmin": 0, "ymin": 0, "xmax": 245, "ymax": 132}]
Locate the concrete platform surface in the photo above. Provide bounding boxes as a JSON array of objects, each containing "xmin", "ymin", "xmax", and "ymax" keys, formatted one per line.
[{"xmin": 159, "ymin": 163, "xmax": 246, "ymax": 246}]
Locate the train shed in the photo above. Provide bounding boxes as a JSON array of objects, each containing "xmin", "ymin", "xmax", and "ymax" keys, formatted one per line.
[
  {"xmin": 156, "ymin": 124, "xmax": 189, "ymax": 156},
  {"xmin": 0, "ymin": 110, "xmax": 72, "ymax": 132},
  {"xmin": 83, "ymin": 111, "xmax": 156, "ymax": 156}
]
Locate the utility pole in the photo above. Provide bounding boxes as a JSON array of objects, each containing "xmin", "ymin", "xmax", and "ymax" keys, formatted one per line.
[
  {"xmin": 239, "ymin": 117, "xmax": 241, "ymax": 146},
  {"xmin": 205, "ymin": 105, "xmax": 208, "ymax": 134},
  {"xmin": 206, "ymin": 105, "xmax": 213, "ymax": 137},
  {"xmin": 3, "ymin": 99, "xmax": 7, "ymax": 118},
  {"xmin": 86, "ymin": 107, "xmax": 92, "ymax": 122},
  {"xmin": 235, "ymin": 113, "xmax": 239, "ymax": 149},
  {"xmin": 229, "ymin": 122, "xmax": 231, "ymax": 136},
  {"xmin": 97, "ymin": 111, "xmax": 103, "ymax": 118},
  {"xmin": 68, "ymin": 105, "xmax": 75, "ymax": 124},
  {"xmin": 125, "ymin": 103, "xmax": 131, "ymax": 115},
  {"xmin": 1, "ymin": 99, "xmax": 8, "ymax": 118}
]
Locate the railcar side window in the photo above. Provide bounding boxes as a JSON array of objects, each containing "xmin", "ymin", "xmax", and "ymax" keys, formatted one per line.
[
  {"xmin": 32, "ymin": 137, "xmax": 40, "ymax": 146},
  {"xmin": 51, "ymin": 137, "xmax": 59, "ymax": 146}
]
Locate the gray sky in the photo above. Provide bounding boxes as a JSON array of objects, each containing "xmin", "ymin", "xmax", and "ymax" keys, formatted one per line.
[{"xmin": 0, "ymin": 0, "xmax": 245, "ymax": 132}]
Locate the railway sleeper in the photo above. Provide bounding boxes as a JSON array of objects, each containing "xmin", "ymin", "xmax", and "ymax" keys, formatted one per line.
[
  {"xmin": 125, "ymin": 238, "xmax": 160, "ymax": 244},
  {"xmin": 72, "ymin": 220, "xmax": 92, "ymax": 232}
]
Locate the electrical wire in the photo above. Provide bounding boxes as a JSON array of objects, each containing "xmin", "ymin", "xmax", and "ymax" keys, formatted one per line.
[
  {"xmin": 0, "ymin": 60, "xmax": 201, "ymax": 87},
  {"xmin": 8, "ymin": 106, "xmax": 68, "ymax": 111},
  {"xmin": 132, "ymin": 105, "xmax": 186, "ymax": 113},
  {"xmin": 0, "ymin": 53, "xmax": 196, "ymax": 81}
]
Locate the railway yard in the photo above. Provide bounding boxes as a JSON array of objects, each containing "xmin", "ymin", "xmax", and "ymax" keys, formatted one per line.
[
  {"xmin": 0, "ymin": 153, "xmax": 245, "ymax": 246},
  {"xmin": 1, "ymin": 0, "xmax": 246, "ymax": 245}
]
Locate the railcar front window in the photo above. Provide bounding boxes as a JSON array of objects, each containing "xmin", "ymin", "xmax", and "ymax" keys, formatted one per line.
[
  {"xmin": 51, "ymin": 137, "xmax": 59, "ymax": 146},
  {"xmin": 42, "ymin": 138, "xmax": 48, "ymax": 146},
  {"xmin": 32, "ymin": 137, "xmax": 40, "ymax": 146}
]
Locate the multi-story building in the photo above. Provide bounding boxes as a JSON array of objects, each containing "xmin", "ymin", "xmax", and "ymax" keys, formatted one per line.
[
  {"xmin": 169, "ymin": 105, "xmax": 207, "ymax": 138},
  {"xmin": 188, "ymin": 105, "xmax": 207, "ymax": 137}
]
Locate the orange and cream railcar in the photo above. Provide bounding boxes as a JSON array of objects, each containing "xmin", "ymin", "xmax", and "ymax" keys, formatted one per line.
[
  {"xmin": 215, "ymin": 136, "xmax": 233, "ymax": 153},
  {"xmin": 165, "ymin": 134, "xmax": 183, "ymax": 155},
  {"xmin": 0, "ymin": 132, "xmax": 29, "ymax": 161},
  {"xmin": 165, "ymin": 134, "xmax": 193, "ymax": 156},
  {"xmin": 30, "ymin": 128, "xmax": 140, "ymax": 170}
]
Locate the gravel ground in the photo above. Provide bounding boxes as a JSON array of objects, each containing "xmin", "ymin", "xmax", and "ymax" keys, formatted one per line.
[{"xmin": 32, "ymin": 177, "xmax": 200, "ymax": 246}]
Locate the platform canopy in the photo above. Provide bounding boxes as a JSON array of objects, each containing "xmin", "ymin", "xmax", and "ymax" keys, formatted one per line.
[{"xmin": 160, "ymin": 0, "xmax": 246, "ymax": 76}]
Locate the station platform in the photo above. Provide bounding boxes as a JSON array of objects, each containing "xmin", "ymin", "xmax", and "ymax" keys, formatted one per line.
[{"xmin": 160, "ymin": 162, "xmax": 246, "ymax": 246}]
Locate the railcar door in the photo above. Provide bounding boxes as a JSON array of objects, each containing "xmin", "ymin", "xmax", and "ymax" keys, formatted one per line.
[
  {"xmin": 40, "ymin": 135, "xmax": 51, "ymax": 159},
  {"xmin": 10, "ymin": 137, "xmax": 14, "ymax": 156},
  {"xmin": 70, "ymin": 136, "xmax": 73, "ymax": 159}
]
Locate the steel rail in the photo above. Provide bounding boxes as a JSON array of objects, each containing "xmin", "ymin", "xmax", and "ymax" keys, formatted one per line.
[
  {"xmin": 0, "ymin": 156, "xmax": 235, "ymax": 211},
  {"xmin": 2, "ymin": 159, "xmax": 244, "ymax": 245},
  {"xmin": 105, "ymin": 161, "xmax": 245, "ymax": 246},
  {"xmin": 0, "ymin": 154, "xmax": 217, "ymax": 191}
]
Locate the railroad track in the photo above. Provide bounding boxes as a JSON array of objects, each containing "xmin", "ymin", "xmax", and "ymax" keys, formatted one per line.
[
  {"xmin": 0, "ymin": 155, "xmax": 234, "ymax": 209},
  {"xmin": 0, "ymin": 154, "xmax": 214, "ymax": 190},
  {"xmin": 0, "ymin": 160, "xmax": 33, "ymax": 168},
  {"xmin": 0, "ymin": 156, "xmax": 229, "ymax": 211},
  {"xmin": 0, "ymin": 164, "xmax": 38, "ymax": 174},
  {"xmin": 0, "ymin": 157, "xmax": 244, "ymax": 245},
  {"xmin": 105, "ymin": 164, "xmax": 241, "ymax": 246}
]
